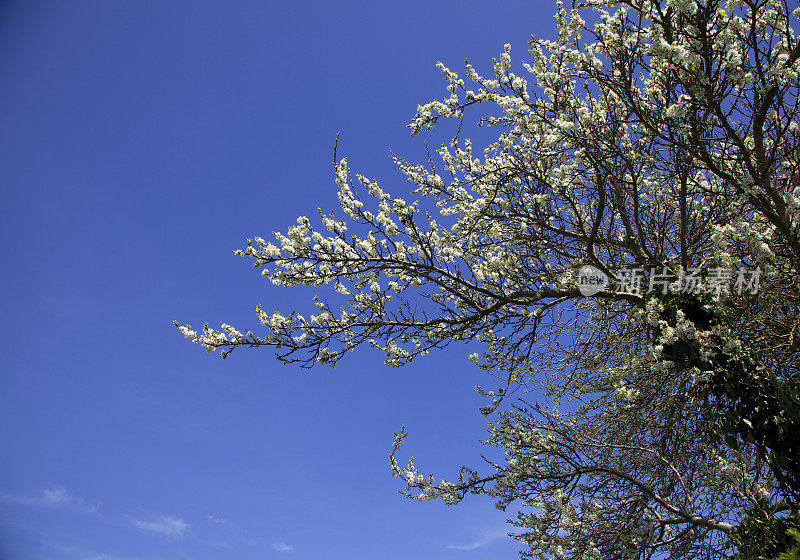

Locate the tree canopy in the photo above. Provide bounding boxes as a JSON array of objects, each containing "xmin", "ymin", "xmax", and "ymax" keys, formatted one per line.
[{"xmin": 178, "ymin": 0, "xmax": 800, "ymax": 557}]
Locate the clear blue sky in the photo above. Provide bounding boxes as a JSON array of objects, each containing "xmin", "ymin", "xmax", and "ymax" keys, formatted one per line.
[{"xmin": 0, "ymin": 2, "xmax": 557, "ymax": 558}]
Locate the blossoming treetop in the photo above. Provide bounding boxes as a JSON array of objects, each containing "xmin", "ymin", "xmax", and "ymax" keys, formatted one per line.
[{"xmin": 179, "ymin": 0, "xmax": 800, "ymax": 556}]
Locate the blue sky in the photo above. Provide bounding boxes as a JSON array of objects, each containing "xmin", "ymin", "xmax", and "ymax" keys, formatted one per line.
[{"xmin": 0, "ymin": 2, "xmax": 558, "ymax": 558}]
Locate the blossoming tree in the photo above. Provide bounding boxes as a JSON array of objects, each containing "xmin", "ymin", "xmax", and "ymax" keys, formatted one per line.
[{"xmin": 178, "ymin": 0, "xmax": 800, "ymax": 556}]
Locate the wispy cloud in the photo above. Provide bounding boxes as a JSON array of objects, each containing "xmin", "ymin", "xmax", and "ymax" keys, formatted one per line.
[
  {"xmin": 129, "ymin": 515, "xmax": 190, "ymax": 538},
  {"xmin": 446, "ymin": 528, "xmax": 508, "ymax": 551},
  {"xmin": 0, "ymin": 487, "xmax": 98, "ymax": 512},
  {"xmin": 272, "ymin": 540, "xmax": 295, "ymax": 553},
  {"xmin": 207, "ymin": 514, "xmax": 235, "ymax": 529}
]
